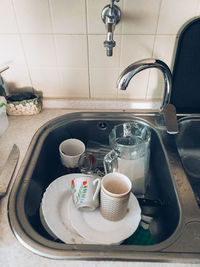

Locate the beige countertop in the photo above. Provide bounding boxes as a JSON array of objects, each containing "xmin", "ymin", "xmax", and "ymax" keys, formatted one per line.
[{"xmin": 0, "ymin": 109, "xmax": 198, "ymax": 267}]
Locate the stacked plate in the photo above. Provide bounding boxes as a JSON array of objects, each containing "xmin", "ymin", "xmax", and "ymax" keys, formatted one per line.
[{"xmin": 40, "ymin": 174, "xmax": 141, "ymax": 245}]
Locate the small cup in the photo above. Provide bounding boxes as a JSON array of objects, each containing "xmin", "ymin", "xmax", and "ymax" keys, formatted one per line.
[
  {"xmin": 59, "ymin": 138, "xmax": 85, "ymax": 168},
  {"xmin": 100, "ymin": 172, "xmax": 132, "ymax": 221},
  {"xmin": 71, "ymin": 176, "xmax": 101, "ymax": 211}
]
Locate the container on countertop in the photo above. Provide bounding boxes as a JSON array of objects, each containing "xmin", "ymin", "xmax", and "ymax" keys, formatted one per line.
[{"xmin": 6, "ymin": 92, "xmax": 42, "ymax": 115}]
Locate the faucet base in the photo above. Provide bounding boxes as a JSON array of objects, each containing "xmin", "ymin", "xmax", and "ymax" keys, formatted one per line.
[{"xmin": 101, "ymin": 4, "xmax": 121, "ymax": 25}]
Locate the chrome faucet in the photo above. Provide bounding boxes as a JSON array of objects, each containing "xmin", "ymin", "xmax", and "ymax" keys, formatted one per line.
[
  {"xmin": 117, "ymin": 58, "xmax": 172, "ymax": 110},
  {"xmin": 117, "ymin": 58, "xmax": 178, "ymax": 134},
  {"xmin": 101, "ymin": 0, "xmax": 121, "ymax": 56}
]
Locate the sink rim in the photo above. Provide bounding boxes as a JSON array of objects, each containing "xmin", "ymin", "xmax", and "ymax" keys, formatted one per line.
[{"xmin": 7, "ymin": 111, "xmax": 200, "ymax": 262}]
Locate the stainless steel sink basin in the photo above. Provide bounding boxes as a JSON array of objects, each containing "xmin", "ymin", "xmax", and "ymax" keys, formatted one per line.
[
  {"xmin": 8, "ymin": 112, "xmax": 200, "ymax": 262},
  {"xmin": 176, "ymin": 116, "xmax": 200, "ymax": 206}
]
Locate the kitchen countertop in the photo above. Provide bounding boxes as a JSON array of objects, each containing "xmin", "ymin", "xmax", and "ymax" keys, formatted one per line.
[{"xmin": 0, "ymin": 109, "xmax": 199, "ymax": 267}]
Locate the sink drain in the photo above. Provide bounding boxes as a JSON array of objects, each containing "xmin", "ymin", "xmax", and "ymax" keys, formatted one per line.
[{"xmin": 97, "ymin": 121, "xmax": 108, "ymax": 130}]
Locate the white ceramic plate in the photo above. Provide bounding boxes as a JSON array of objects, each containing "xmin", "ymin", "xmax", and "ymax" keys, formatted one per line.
[
  {"xmin": 40, "ymin": 174, "xmax": 97, "ymax": 244},
  {"xmin": 68, "ymin": 193, "xmax": 141, "ymax": 245}
]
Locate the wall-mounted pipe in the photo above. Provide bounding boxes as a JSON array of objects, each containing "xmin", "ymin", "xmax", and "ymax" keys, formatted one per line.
[{"xmin": 101, "ymin": 0, "xmax": 121, "ymax": 56}]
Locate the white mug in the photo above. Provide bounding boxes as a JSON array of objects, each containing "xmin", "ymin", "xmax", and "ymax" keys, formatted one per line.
[
  {"xmin": 59, "ymin": 138, "xmax": 85, "ymax": 168},
  {"xmin": 71, "ymin": 176, "xmax": 101, "ymax": 211},
  {"xmin": 100, "ymin": 172, "xmax": 132, "ymax": 221}
]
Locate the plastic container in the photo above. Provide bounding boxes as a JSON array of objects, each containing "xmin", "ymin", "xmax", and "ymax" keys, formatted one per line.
[{"xmin": 0, "ymin": 96, "xmax": 8, "ymax": 136}]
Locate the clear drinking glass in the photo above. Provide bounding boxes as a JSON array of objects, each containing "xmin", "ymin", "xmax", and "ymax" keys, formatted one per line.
[
  {"xmin": 103, "ymin": 122, "xmax": 151, "ymax": 195},
  {"xmin": 78, "ymin": 141, "xmax": 110, "ymax": 176}
]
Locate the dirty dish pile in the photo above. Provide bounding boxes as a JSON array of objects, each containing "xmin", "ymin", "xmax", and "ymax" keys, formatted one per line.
[
  {"xmin": 40, "ymin": 126, "xmax": 151, "ymax": 245},
  {"xmin": 40, "ymin": 174, "xmax": 141, "ymax": 245}
]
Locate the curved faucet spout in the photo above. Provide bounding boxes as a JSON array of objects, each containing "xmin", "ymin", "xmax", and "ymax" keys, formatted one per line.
[{"xmin": 117, "ymin": 58, "xmax": 172, "ymax": 110}]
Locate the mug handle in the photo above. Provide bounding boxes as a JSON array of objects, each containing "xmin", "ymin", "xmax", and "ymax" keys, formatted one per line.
[
  {"xmin": 103, "ymin": 149, "xmax": 119, "ymax": 174},
  {"xmin": 92, "ymin": 178, "xmax": 101, "ymax": 201}
]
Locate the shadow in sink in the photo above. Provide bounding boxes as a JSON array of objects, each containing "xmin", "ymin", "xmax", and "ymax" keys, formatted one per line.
[
  {"xmin": 176, "ymin": 116, "xmax": 200, "ymax": 206},
  {"xmin": 8, "ymin": 112, "xmax": 181, "ymax": 260}
]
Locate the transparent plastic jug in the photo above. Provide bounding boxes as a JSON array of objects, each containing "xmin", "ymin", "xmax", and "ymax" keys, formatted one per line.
[{"xmin": 104, "ymin": 122, "xmax": 151, "ymax": 195}]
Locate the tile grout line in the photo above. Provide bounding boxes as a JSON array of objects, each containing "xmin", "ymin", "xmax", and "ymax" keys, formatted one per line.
[
  {"xmin": 0, "ymin": 33, "xmax": 179, "ymax": 37},
  {"xmin": 117, "ymin": 0, "xmax": 124, "ymax": 100},
  {"xmin": 145, "ymin": 0, "xmax": 163, "ymax": 100},
  {"xmin": 10, "ymin": 0, "xmax": 34, "ymax": 93},
  {"xmin": 47, "ymin": 0, "xmax": 62, "ymax": 94},
  {"xmin": 155, "ymin": 0, "xmax": 163, "ymax": 36},
  {"xmin": 85, "ymin": 0, "xmax": 91, "ymax": 99}
]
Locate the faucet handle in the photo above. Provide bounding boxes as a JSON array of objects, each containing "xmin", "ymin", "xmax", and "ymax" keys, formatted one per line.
[{"xmin": 163, "ymin": 104, "xmax": 179, "ymax": 134}]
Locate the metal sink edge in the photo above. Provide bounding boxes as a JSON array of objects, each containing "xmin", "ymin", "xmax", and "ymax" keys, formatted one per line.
[{"xmin": 7, "ymin": 111, "xmax": 200, "ymax": 262}]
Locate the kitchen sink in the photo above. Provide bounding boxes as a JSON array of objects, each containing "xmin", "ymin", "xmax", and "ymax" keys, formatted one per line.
[{"xmin": 8, "ymin": 112, "xmax": 200, "ymax": 262}]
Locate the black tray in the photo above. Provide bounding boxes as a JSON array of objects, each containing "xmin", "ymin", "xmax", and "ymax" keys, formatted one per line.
[{"xmin": 171, "ymin": 18, "xmax": 200, "ymax": 113}]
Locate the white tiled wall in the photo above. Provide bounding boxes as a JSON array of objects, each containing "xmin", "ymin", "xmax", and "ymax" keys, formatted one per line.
[{"xmin": 0, "ymin": 0, "xmax": 199, "ymax": 103}]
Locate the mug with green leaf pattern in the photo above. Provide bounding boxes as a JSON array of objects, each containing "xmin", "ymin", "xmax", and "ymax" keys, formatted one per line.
[{"xmin": 71, "ymin": 176, "xmax": 101, "ymax": 211}]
